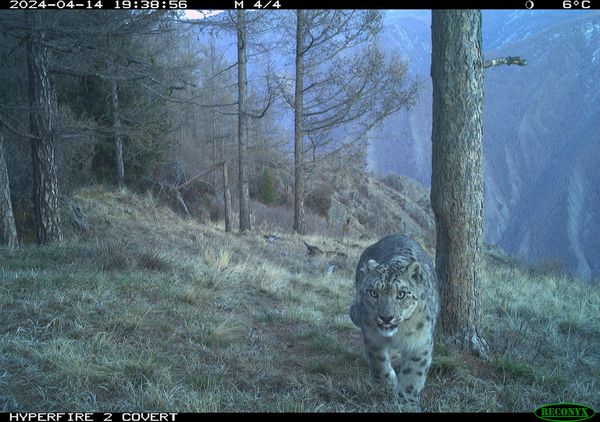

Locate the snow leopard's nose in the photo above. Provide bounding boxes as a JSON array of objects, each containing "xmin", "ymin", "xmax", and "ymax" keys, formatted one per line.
[{"xmin": 379, "ymin": 315, "xmax": 394, "ymax": 324}]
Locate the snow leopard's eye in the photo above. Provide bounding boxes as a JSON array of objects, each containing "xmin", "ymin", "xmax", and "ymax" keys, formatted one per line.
[
  {"xmin": 396, "ymin": 291, "xmax": 406, "ymax": 300},
  {"xmin": 368, "ymin": 289, "xmax": 378, "ymax": 298}
]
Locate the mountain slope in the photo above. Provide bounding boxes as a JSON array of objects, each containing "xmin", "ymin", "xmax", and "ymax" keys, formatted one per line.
[
  {"xmin": 370, "ymin": 10, "xmax": 600, "ymax": 281},
  {"xmin": 483, "ymin": 13, "xmax": 600, "ymax": 279}
]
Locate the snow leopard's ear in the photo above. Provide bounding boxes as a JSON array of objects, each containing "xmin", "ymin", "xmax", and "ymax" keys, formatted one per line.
[
  {"xmin": 406, "ymin": 260, "xmax": 422, "ymax": 283},
  {"xmin": 366, "ymin": 259, "xmax": 378, "ymax": 272},
  {"xmin": 360, "ymin": 259, "xmax": 378, "ymax": 276}
]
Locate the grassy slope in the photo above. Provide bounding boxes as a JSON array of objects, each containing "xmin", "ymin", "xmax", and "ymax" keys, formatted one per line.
[{"xmin": 1, "ymin": 187, "xmax": 598, "ymax": 412}]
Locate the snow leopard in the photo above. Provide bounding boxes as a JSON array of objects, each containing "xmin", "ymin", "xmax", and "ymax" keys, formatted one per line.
[{"xmin": 350, "ymin": 234, "xmax": 439, "ymax": 409}]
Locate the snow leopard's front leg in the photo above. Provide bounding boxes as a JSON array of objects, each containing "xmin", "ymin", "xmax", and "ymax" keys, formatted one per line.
[
  {"xmin": 392, "ymin": 347, "xmax": 432, "ymax": 410},
  {"xmin": 363, "ymin": 335, "xmax": 398, "ymax": 391}
]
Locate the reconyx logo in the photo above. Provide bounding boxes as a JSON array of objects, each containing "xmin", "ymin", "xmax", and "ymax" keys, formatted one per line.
[{"xmin": 535, "ymin": 403, "xmax": 596, "ymax": 422}]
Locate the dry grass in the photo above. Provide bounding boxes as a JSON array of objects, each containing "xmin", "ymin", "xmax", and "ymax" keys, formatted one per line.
[{"xmin": 0, "ymin": 186, "xmax": 598, "ymax": 412}]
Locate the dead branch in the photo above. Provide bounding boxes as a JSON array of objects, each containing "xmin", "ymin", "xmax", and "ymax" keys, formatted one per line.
[
  {"xmin": 484, "ymin": 56, "xmax": 527, "ymax": 68},
  {"xmin": 176, "ymin": 161, "xmax": 225, "ymax": 191},
  {"xmin": 175, "ymin": 161, "xmax": 232, "ymax": 232},
  {"xmin": 303, "ymin": 241, "xmax": 348, "ymax": 260}
]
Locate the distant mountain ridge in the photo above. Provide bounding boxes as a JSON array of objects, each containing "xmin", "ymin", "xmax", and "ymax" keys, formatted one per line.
[
  {"xmin": 370, "ymin": 10, "xmax": 600, "ymax": 281},
  {"xmin": 483, "ymin": 12, "xmax": 600, "ymax": 280}
]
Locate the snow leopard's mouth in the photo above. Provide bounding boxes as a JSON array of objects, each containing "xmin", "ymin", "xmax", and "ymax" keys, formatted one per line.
[{"xmin": 377, "ymin": 322, "xmax": 398, "ymax": 336}]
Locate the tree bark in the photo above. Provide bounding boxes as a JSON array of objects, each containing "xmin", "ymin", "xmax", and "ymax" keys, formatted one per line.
[
  {"xmin": 430, "ymin": 10, "xmax": 489, "ymax": 359},
  {"xmin": 109, "ymin": 37, "xmax": 125, "ymax": 189},
  {"xmin": 0, "ymin": 127, "xmax": 19, "ymax": 249},
  {"xmin": 27, "ymin": 12, "xmax": 63, "ymax": 245},
  {"xmin": 293, "ymin": 10, "xmax": 306, "ymax": 235},
  {"xmin": 111, "ymin": 74, "xmax": 125, "ymax": 188},
  {"xmin": 237, "ymin": 10, "xmax": 251, "ymax": 233},
  {"xmin": 223, "ymin": 162, "xmax": 232, "ymax": 233},
  {"xmin": 210, "ymin": 30, "xmax": 218, "ymax": 189}
]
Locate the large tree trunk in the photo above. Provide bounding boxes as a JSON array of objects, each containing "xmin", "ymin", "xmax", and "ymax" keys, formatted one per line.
[
  {"xmin": 0, "ymin": 127, "xmax": 19, "ymax": 249},
  {"xmin": 293, "ymin": 10, "xmax": 306, "ymax": 235},
  {"xmin": 237, "ymin": 10, "xmax": 251, "ymax": 233},
  {"xmin": 430, "ymin": 10, "xmax": 488, "ymax": 359},
  {"xmin": 27, "ymin": 12, "xmax": 63, "ymax": 245}
]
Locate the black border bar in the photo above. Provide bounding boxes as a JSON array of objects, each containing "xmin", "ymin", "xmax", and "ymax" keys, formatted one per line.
[
  {"xmin": 190, "ymin": 0, "xmax": 595, "ymax": 9},
  {"xmin": 2, "ymin": 0, "xmax": 599, "ymax": 9},
  {"xmin": 0, "ymin": 413, "xmax": 542, "ymax": 421}
]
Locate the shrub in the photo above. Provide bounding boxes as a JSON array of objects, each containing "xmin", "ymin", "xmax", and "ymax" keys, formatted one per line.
[
  {"xmin": 305, "ymin": 183, "xmax": 334, "ymax": 217},
  {"xmin": 259, "ymin": 168, "xmax": 276, "ymax": 205}
]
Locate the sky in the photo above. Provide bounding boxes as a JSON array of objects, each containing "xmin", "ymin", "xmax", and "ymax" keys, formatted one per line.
[{"xmin": 184, "ymin": 10, "xmax": 223, "ymax": 20}]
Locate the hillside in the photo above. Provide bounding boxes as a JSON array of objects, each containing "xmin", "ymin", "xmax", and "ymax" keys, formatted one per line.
[
  {"xmin": 483, "ymin": 14, "xmax": 600, "ymax": 281},
  {"xmin": 1, "ymin": 186, "xmax": 599, "ymax": 412}
]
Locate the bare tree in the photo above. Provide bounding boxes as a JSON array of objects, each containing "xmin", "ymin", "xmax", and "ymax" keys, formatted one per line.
[
  {"xmin": 109, "ymin": 51, "xmax": 125, "ymax": 188},
  {"xmin": 281, "ymin": 10, "xmax": 418, "ymax": 234},
  {"xmin": 293, "ymin": 10, "xmax": 306, "ymax": 234},
  {"xmin": 236, "ymin": 10, "xmax": 251, "ymax": 233},
  {"xmin": 430, "ymin": 10, "xmax": 488, "ymax": 359}
]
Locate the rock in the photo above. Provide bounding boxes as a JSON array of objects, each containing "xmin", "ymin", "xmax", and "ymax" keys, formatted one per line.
[{"xmin": 326, "ymin": 198, "xmax": 351, "ymax": 229}]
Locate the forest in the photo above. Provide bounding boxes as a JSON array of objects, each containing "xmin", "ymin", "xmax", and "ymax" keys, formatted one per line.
[{"xmin": 0, "ymin": 10, "xmax": 420, "ymax": 243}]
